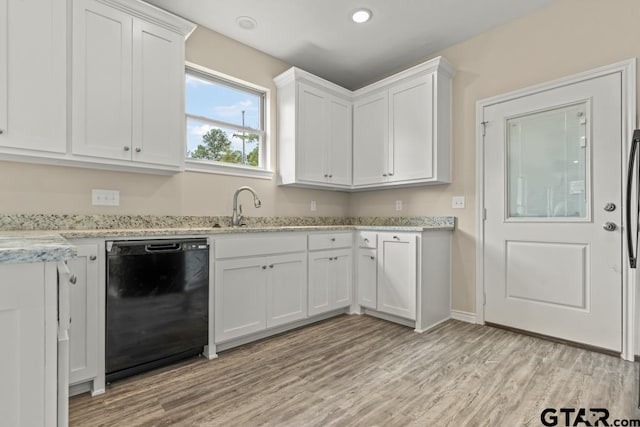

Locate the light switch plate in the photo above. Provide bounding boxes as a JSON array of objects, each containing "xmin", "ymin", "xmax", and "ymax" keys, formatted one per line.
[
  {"xmin": 92, "ymin": 189, "xmax": 120, "ymax": 206},
  {"xmin": 452, "ymin": 196, "xmax": 465, "ymax": 209},
  {"xmin": 395, "ymin": 200, "xmax": 403, "ymax": 211},
  {"xmin": 310, "ymin": 200, "xmax": 317, "ymax": 212}
]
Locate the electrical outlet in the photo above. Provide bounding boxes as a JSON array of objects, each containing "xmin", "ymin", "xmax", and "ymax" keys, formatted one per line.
[
  {"xmin": 92, "ymin": 189, "xmax": 120, "ymax": 206},
  {"xmin": 310, "ymin": 200, "xmax": 317, "ymax": 212},
  {"xmin": 395, "ymin": 200, "xmax": 403, "ymax": 211},
  {"xmin": 452, "ymin": 196, "xmax": 465, "ymax": 209}
]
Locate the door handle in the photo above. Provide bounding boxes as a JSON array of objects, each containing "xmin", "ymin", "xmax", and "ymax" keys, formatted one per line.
[
  {"xmin": 626, "ymin": 129, "xmax": 640, "ymax": 268},
  {"xmin": 603, "ymin": 222, "xmax": 617, "ymax": 232}
]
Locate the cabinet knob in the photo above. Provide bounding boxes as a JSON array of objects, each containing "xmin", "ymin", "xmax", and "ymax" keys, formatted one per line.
[
  {"xmin": 135, "ymin": 147, "xmax": 141, "ymax": 153},
  {"xmin": 331, "ymin": 238, "xmax": 336, "ymax": 242},
  {"xmin": 364, "ymin": 238, "xmax": 369, "ymax": 243},
  {"xmin": 370, "ymin": 256, "xmax": 375, "ymax": 260},
  {"xmin": 269, "ymin": 264, "xmax": 274, "ymax": 269},
  {"xmin": 69, "ymin": 274, "xmax": 77, "ymax": 285},
  {"xmin": 261, "ymin": 265, "xmax": 267, "ymax": 270},
  {"xmin": 0, "ymin": 129, "xmax": 4, "ymax": 134},
  {"xmin": 328, "ymin": 174, "xmax": 333, "ymax": 178},
  {"xmin": 382, "ymin": 173, "xmax": 387, "ymax": 177},
  {"xmin": 123, "ymin": 146, "xmax": 130, "ymax": 151},
  {"xmin": 393, "ymin": 236, "xmax": 400, "ymax": 240},
  {"xmin": 388, "ymin": 173, "xmax": 394, "ymax": 176},
  {"xmin": 324, "ymin": 174, "xmax": 328, "ymax": 178},
  {"xmin": 89, "ymin": 255, "xmax": 97, "ymax": 261}
]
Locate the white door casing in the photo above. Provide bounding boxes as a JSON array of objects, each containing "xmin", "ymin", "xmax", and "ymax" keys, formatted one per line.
[{"xmin": 477, "ymin": 60, "xmax": 636, "ymax": 357}]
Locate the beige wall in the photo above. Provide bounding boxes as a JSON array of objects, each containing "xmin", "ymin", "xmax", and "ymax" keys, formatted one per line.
[
  {"xmin": 1, "ymin": 0, "xmax": 639, "ymax": 316},
  {"xmin": 0, "ymin": 26, "xmax": 350, "ymax": 218},
  {"xmin": 350, "ymin": 0, "xmax": 640, "ymax": 314}
]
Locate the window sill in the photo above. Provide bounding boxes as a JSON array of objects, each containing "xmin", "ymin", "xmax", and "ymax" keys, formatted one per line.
[{"xmin": 185, "ymin": 160, "xmax": 274, "ymax": 180}]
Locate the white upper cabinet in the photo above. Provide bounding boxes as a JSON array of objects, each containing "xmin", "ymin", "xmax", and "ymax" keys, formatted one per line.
[
  {"xmin": 72, "ymin": 0, "xmax": 194, "ymax": 171},
  {"xmin": 0, "ymin": 0, "xmax": 67, "ymax": 154},
  {"xmin": 275, "ymin": 69, "xmax": 353, "ymax": 189},
  {"xmin": 353, "ymin": 91, "xmax": 388, "ymax": 185},
  {"xmin": 275, "ymin": 56, "xmax": 453, "ymax": 191},
  {"xmin": 353, "ymin": 57, "xmax": 453, "ymax": 189}
]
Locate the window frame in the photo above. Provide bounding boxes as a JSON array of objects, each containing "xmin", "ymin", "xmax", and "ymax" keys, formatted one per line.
[{"xmin": 184, "ymin": 62, "xmax": 273, "ymax": 179}]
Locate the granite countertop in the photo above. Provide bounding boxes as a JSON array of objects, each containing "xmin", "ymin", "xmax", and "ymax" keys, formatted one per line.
[
  {"xmin": 0, "ymin": 233, "xmax": 77, "ymax": 264},
  {"xmin": 0, "ymin": 215, "xmax": 455, "ymax": 264}
]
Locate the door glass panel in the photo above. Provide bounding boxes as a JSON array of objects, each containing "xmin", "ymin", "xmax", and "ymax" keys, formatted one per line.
[{"xmin": 507, "ymin": 103, "xmax": 588, "ymax": 219}]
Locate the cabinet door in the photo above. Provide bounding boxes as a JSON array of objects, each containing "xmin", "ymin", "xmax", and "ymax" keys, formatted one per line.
[
  {"xmin": 353, "ymin": 92, "xmax": 388, "ymax": 185},
  {"xmin": 72, "ymin": 0, "xmax": 132, "ymax": 160},
  {"xmin": 332, "ymin": 249, "xmax": 352, "ymax": 309},
  {"xmin": 215, "ymin": 257, "xmax": 267, "ymax": 342},
  {"xmin": 0, "ymin": 262, "xmax": 55, "ymax": 427},
  {"xmin": 357, "ymin": 248, "xmax": 377, "ymax": 309},
  {"xmin": 389, "ymin": 74, "xmax": 434, "ymax": 182},
  {"xmin": 327, "ymin": 96, "xmax": 352, "ymax": 186},
  {"xmin": 308, "ymin": 252, "xmax": 332, "ymax": 316},
  {"xmin": 377, "ymin": 233, "xmax": 417, "ymax": 320},
  {"xmin": 132, "ymin": 19, "xmax": 183, "ymax": 167},
  {"xmin": 297, "ymin": 83, "xmax": 328, "ymax": 183},
  {"xmin": 67, "ymin": 244, "xmax": 99, "ymax": 386},
  {"xmin": 266, "ymin": 253, "xmax": 307, "ymax": 328},
  {"xmin": 0, "ymin": 0, "xmax": 66, "ymax": 153}
]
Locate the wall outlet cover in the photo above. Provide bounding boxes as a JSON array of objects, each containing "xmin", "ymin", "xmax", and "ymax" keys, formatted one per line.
[
  {"xmin": 310, "ymin": 200, "xmax": 317, "ymax": 211},
  {"xmin": 395, "ymin": 200, "xmax": 403, "ymax": 211},
  {"xmin": 92, "ymin": 189, "xmax": 120, "ymax": 206}
]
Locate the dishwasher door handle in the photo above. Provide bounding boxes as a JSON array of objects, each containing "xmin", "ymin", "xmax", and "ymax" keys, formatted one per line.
[{"xmin": 145, "ymin": 243, "xmax": 182, "ymax": 252}]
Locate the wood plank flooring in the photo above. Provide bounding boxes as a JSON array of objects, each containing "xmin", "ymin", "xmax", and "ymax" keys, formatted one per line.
[{"xmin": 70, "ymin": 315, "xmax": 640, "ymax": 426}]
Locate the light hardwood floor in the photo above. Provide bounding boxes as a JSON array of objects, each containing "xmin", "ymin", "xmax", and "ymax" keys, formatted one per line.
[{"xmin": 70, "ymin": 315, "xmax": 640, "ymax": 426}]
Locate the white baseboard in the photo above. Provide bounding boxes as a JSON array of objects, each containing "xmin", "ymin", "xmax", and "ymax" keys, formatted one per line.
[{"xmin": 451, "ymin": 310, "xmax": 477, "ymax": 324}]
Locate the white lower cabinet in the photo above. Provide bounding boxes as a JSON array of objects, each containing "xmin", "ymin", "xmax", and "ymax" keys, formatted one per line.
[
  {"xmin": 356, "ymin": 231, "xmax": 452, "ymax": 331},
  {"xmin": 0, "ymin": 261, "xmax": 58, "ymax": 427},
  {"xmin": 214, "ymin": 249, "xmax": 307, "ymax": 343},
  {"xmin": 66, "ymin": 243, "xmax": 100, "ymax": 388},
  {"xmin": 377, "ymin": 233, "xmax": 417, "ymax": 320},
  {"xmin": 308, "ymin": 248, "xmax": 352, "ymax": 316},
  {"xmin": 356, "ymin": 247, "xmax": 377, "ymax": 309}
]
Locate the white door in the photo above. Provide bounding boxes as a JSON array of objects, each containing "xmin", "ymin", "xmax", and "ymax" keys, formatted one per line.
[
  {"xmin": 308, "ymin": 253, "xmax": 332, "ymax": 316},
  {"xmin": 297, "ymin": 83, "xmax": 328, "ymax": 183},
  {"xmin": 357, "ymin": 248, "xmax": 377, "ymax": 309},
  {"xmin": 377, "ymin": 233, "xmax": 417, "ymax": 320},
  {"xmin": 483, "ymin": 72, "xmax": 622, "ymax": 351},
  {"xmin": 265, "ymin": 253, "xmax": 307, "ymax": 328},
  {"xmin": 214, "ymin": 257, "xmax": 266, "ymax": 343},
  {"xmin": 389, "ymin": 74, "xmax": 434, "ymax": 182},
  {"xmin": 332, "ymin": 250, "xmax": 352, "ymax": 308},
  {"xmin": 327, "ymin": 96, "xmax": 352, "ymax": 186},
  {"xmin": 353, "ymin": 92, "xmax": 389, "ymax": 185}
]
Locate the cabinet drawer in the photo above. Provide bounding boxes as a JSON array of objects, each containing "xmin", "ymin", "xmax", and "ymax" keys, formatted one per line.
[
  {"xmin": 308, "ymin": 232, "xmax": 353, "ymax": 251},
  {"xmin": 358, "ymin": 232, "xmax": 377, "ymax": 248},
  {"xmin": 215, "ymin": 234, "xmax": 307, "ymax": 259}
]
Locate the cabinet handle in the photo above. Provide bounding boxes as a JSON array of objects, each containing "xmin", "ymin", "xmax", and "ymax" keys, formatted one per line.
[
  {"xmin": 331, "ymin": 238, "xmax": 336, "ymax": 242},
  {"xmin": 370, "ymin": 256, "xmax": 375, "ymax": 260},
  {"xmin": 89, "ymin": 255, "xmax": 97, "ymax": 261},
  {"xmin": 269, "ymin": 264, "xmax": 274, "ymax": 269},
  {"xmin": 328, "ymin": 174, "xmax": 333, "ymax": 178},
  {"xmin": 382, "ymin": 173, "xmax": 387, "ymax": 177},
  {"xmin": 69, "ymin": 274, "xmax": 77, "ymax": 285},
  {"xmin": 261, "ymin": 265, "xmax": 267, "ymax": 270},
  {"xmin": 0, "ymin": 129, "xmax": 4, "ymax": 134},
  {"xmin": 123, "ymin": 146, "xmax": 130, "ymax": 151},
  {"xmin": 324, "ymin": 174, "xmax": 328, "ymax": 178},
  {"xmin": 393, "ymin": 236, "xmax": 400, "ymax": 240},
  {"xmin": 364, "ymin": 238, "xmax": 369, "ymax": 243},
  {"xmin": 135, "ymin": 147, "xmax": 141, "ymax": 153},
  {"xmin": 388, "ymin": 172, "xmax": 394, "ymax": 176}
]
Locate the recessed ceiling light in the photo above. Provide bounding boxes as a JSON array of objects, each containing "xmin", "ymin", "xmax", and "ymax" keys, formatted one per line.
[
  {"xmin": 351, "ymin": 8, "xmax": 372, "ymax": 24},
  {"xmin": 236, "ymin": 16, "xmax": 257, "ymax": 30}
]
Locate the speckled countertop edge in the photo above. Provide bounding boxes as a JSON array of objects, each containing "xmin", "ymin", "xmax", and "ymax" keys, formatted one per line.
[{"xmin": 0, "ymin": 233, "xmax": 77, "ymax": 264}]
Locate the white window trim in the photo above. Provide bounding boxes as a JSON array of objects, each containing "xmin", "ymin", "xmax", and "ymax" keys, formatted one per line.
[{"xmin": 184, "ymin": 61, "xmax": 273, "ymax": 179}]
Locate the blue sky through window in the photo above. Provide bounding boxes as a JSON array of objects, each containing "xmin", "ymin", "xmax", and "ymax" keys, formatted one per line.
[{"xmin": 185, "ymin": 73, "xmax": 261, "ymax": 156}]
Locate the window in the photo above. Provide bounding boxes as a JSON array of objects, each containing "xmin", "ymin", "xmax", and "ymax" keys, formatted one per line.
[{"xmin": 185, "ymin": 66, "xmax": 268, "ymax": 174}]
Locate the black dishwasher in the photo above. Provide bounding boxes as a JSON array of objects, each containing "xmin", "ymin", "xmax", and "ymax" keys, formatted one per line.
[{"xmin": 106, "ymin": 239, "xmax": 209, "ymax": 382}]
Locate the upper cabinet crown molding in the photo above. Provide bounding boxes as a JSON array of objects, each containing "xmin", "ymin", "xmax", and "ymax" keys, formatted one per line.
[
  {"xmin": 275, "ymin": 56, "xmax": 454, "ymax": 191},
  {"xmin": 95, "ymin": 0, "xmax": 196, "ymax": 37}
]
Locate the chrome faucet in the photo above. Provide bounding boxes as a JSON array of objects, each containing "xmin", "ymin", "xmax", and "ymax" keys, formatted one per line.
[{"xmin": 232, "ymin": 186, "xmax": 262, "ymax": 227}]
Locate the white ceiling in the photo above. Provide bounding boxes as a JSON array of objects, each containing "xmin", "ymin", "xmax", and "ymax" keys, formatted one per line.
[{"xmin": 145, "ymin": 0, "xmax": 556, "ymax": 90}]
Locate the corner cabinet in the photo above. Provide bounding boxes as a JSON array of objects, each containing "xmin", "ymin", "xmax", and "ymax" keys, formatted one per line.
[
  {"xmin": 72, "ymin": 0, "xmax": 195, "ymax": 172},
  {"xmin": 0, "ymin": 0, "xmax": 67, "ymax": 154},
  {"xmin": 274, "ymin": 57, "xmax": 454, "ymax": 191},
  {"xmin": 353, "ymin": 58, "xmax": 454, "ymax": 188},
  {"xmin": 275, "ymin": 69, "xmax": 353, "ymax": 189}
]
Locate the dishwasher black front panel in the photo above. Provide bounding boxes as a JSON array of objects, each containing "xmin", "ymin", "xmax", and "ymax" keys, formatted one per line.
[{"xmin": 106, "ymin": 239, "xmax": 209, "ymax": 381}]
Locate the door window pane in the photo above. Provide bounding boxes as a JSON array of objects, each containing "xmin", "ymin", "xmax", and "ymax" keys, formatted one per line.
[{"xmin": 507, "ymin": 103, "xmax": 588, "ymax": 219}]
